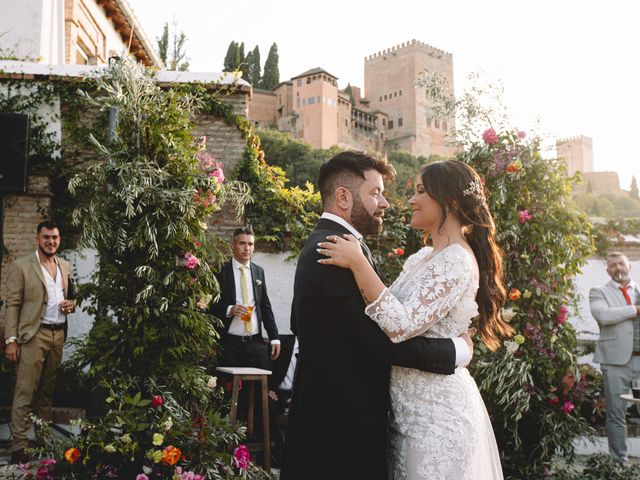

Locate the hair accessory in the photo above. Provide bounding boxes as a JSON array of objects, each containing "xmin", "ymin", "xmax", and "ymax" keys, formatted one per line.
[{"xmin": 463, "ymin": 179, "xmax": 483, "ymax": 197}]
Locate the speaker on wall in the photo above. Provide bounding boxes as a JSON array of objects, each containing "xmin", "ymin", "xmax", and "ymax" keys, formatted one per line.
[{"xmin": 0, "ymin": 112, "xmax": 30, "ymax": 193}]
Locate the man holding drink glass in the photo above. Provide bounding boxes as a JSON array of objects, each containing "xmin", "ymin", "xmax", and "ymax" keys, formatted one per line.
[
  {"xmin": 590, "ymin": 252, "xmax": 640, "ymax": 464},
  {"xmin": 211, "ymin": 226, "xmax": 280, "ymax": 369}
]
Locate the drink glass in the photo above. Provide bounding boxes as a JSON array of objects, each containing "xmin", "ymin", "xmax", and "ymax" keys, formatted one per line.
[
  {"xmin": 241, "ymin": 305, "xmax": 254, "ymax": 322},
  {"xmin": 632, "ymin": 378, "xmax": 640, "ymax": 399}
]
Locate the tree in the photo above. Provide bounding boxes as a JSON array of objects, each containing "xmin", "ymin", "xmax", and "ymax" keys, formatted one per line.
[
  {"xmin": 343, "ymin": 83, "xmax": 355, "ymax": 104},
  {"xmin": 223, "ymin": 41, "xmax": 239, "ymax": 71},
  {"xmin": 246, "ymin": 46, "xmax": 262, "ymax": 87},
  {"xmin": 631, "ymin": 176, "xmax": 639, "ymax": 200},
  {"xmin": 156, "ymin": 21, "xmax": 190, "ymax": 71},
  {"xmin": 260, "ymin": 43, "xmax": 280, "ymax": 90}
]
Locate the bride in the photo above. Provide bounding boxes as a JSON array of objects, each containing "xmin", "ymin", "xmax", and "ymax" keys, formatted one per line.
[{"xmin": 318, "ymin": 160, "xmax": 512, "ymax": 479}]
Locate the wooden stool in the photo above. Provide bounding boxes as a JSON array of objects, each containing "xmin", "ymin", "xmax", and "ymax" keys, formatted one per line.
[{"xmin": 217, "ymin": 367, "xmax": 272, "ymax": 470}]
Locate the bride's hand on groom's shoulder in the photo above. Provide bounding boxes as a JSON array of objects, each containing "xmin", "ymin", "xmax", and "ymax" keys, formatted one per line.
[{"xmin": 316, "ymin": 234, "xmax": 363, "ymax": 269}]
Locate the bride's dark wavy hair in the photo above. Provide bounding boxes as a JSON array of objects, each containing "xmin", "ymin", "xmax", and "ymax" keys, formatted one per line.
[{"xmin": 420, "ymin": 160, "xmax": 514, "ymax": 351}]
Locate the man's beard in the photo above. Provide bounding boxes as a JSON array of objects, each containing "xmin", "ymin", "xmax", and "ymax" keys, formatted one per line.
[
  {"xmin": 38, "ymin": 245, "xmax": 58, "ymax": 258},
  {"xmin": 612, "ymin": 271, "xmax": 630, "ymax": 284},
  {"xmin": 351, "ymin": 195, "xmax": 382, "ymax": 236}
]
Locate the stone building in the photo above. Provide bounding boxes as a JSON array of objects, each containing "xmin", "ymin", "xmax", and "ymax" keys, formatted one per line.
[
  {"xmin": 557, "ymin": 135, "xmax": 622, "ymax": 195},
  {"xmin": 248, "ymin": 39, "xmax": 453, "ymax": 157},
  {"xmin": 0, "ymin": 0, "xmax": 162, "ymax": 67}
]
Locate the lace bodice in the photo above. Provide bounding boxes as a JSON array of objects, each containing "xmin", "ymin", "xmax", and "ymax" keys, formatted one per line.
[
  {"xmin": 363, "ymin": 244, "xmax": 502, "ymax": 479},
  {"xmin": 365, "ymin": 244, "xmax": 479, "ymax": 342}
]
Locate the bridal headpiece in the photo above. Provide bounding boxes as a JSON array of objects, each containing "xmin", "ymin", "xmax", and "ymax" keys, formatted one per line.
[{"xmin": 463, "ymin": 179, "xmax": 483, "ymax": 197}]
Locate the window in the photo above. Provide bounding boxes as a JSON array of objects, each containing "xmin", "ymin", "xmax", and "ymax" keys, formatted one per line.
[
  {"xmin": 443, "ymin": 120, "xmax": 448, "ymax": 131},
  {"xmin": 297, "ymin": 98, "xmax": 300, "ymax": 108},
  {"xmin": 388, "ymin": 120, "xmax": 394, "ymax": 129},
  {"xmin": 435, "ymin": 119, "xmax": 440, "ymax": 129},
  {"xmin": 399, "ymin": 90, "xmax": 402, "ymax": 96},
  {"xmin": 317, "ymin": 95, "xmax": 321, "ymax": 104},
  {"xmin": 279, "ymin": 95, "xmax": 282, "ymax": 105},
  {"xmin": 398, "ymin": 118, "xmax": 403, "ymax": 127},
  {"xmin": 297, "ymin": 79, "xmax": 302, "ymax": 86},
  {"xmin": 394, "ymin": 92, "xmax": 397, "ymax": 98},
  {"xmin": 308, "ymin": 96, "xmax": 315, "ymax": 105},
  {"xmin": 345, "ymin": 119, "xmax": 348, "ymax": 126},
  {"xmin": 384, "ymin": 94, "xmax": 388, "ymax": 100},
  {"xmin": 379, "ymin": 96, "xmax": 382, "ymax": 102},
  {"xmin": 382, "ymin": 118, "xmax": 386, "ymax": 126},
  {"xmin": 426, "ymin": 116, "xmax": 432, "ymax": 127}
]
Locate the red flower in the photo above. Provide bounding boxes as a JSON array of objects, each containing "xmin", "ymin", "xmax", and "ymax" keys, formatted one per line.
[
  {"xmin": 555, "ymin": 305, "xmax": 568, "ymax": 325},
  {"xmin": 508, "ymin": 289, "xmax": 522, "ymax": 301},
  {"xmin": 394, "ymin": 248, "xmax": 405, "ymax": 256},
  {"xmin": 151, "ymin": 395, "xmax": 164, "ymax": 408},
  {"xmin": 549, "ymin": 396, "xmax": 560, "ymax": 406}
]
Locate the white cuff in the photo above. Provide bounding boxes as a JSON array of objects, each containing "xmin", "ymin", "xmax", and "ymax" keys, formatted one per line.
[
  {"xmin": 452, "ymin": 337, "xmax": 471, "ymax": 368},
  {"xmin": 270, "ymin": 339, "xmax": 281, "ymax": 345},
  {"xmin": 226, "ymin": 305, "xmax": 234, "ymax": 317}
]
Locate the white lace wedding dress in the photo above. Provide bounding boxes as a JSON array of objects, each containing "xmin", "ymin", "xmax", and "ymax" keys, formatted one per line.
[{"xmin": 365, "ymin": 244, "xmax": 503, "ymax": 480}]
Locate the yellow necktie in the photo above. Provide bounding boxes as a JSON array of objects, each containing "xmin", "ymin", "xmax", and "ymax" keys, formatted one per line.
[{"xmin": 239, "ymin": 266, "xmax": 252, "ymax": 332}]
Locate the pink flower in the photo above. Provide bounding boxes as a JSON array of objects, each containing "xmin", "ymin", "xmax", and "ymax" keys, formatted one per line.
[
  {"xmin": 560, "ymin": 401, "xmax": 575, "ymax": 415},
  {"xmin": 517, "ymin": 130, "xmax": 526, "ymax": 139},
  {"xmin": 482, "ymin": 128, "xmax": 499, "ymax": 145},
  {"xmin": 136, "ymin": 475, "xmax": 149, "ymax": 480},
  {"xmin": 518, "ymin": 210, "xmax": 533, "ymax": 224},
  {"xmin": 209, "ymin": 163, "xmax": 225, "ymax": 184},
  {"xmin": 555, "ymin": 305, "xmax": 568, "ymax": 325},
  {"xmin": 233, "ymin": 444, "xmax": 251, "ymax": 470},
  {"xmin": 39, "ymin": 459, "xmax": 57, "ymax": 467},
  {"xmin": 184, "ymin": 253, "xmax": 199, "ymax": 270}
]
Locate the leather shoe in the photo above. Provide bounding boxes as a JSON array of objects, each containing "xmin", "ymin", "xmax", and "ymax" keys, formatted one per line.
[{"xmin": 10, "ymin": 448, "xmax": 29, "ymax": 464}]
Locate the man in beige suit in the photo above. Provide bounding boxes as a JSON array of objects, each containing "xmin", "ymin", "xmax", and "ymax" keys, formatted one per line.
[
  {"xmin": 590, "ymin": 252, "xmax": 640, "ymax": 464},
  {"xmin": 3, "ymin": 221, "xmax": 75, "ymax": 464}
]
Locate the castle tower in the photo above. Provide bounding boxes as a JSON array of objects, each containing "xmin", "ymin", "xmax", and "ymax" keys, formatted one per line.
[
  {"xmin": 556, "ymin": 135, "xmax": 594, "ymax": 176},
  {"xmin": 291, "ymin": 67, "xmax": 339, "ymax": 149},
  {"xmin": 364, "ymin": 40, "xmax": 455, "ymax": 157}
]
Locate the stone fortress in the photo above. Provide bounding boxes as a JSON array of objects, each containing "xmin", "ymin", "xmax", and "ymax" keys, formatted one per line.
[
  {"xmin": 555, "ymin": 135, "xmax": 622, "ymax": 195},
  {"xmin": 248, "ymin": 39, "xmax": 456, "ymax": 158}
]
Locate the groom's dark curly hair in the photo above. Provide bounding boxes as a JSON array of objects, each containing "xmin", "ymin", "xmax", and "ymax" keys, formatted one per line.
[{"xmin": 318, "ymin": 151, "xmax": 395, "ymax": 209}]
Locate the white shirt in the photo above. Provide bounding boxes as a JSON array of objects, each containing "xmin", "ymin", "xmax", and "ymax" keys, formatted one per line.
[
  {"xmin": 36, "ymin": 250, "xmax": 65, "ymax": 325},
  {"xmin": 226, "ymin": 258, "xmax": 280, "ymax": 345},
  {"xmin": 278, "ymin": 338, "xmax": 299, "ymax": 391},
  {"xmin": 320, "ymin": 211, "xmax": 471, "ymax": 368}
]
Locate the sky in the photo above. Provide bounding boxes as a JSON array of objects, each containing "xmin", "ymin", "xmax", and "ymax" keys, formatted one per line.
[{"xmin": 128, "ymin": 0, "xmax": 640, "ymax": 189}]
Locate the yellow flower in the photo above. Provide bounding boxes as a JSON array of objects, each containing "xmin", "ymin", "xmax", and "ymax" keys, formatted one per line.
[
  {"xmin": 64, "ymin": 447, "xmax": 81, "ymax": 464},
  {"xmin": 104, "ymin": 444, "xmax": 116, "ymax": 453},
  {"xmin": 120, "ymin": 434, "xmax": 132, "ymax": 444},
  {"xmin": 152, "ymin": 433, "xmax": 164, "ymax": 446},
  {"xmin": 514, "ymin": 334, "xmax": 525, "ymax": 345},
  {"xmin": 523, "ymin": 290, "xmax": 532, "ymax": 299},
  {"xmin": 151, "ymin": 450, "xmax": 162, "ymax": 463},
  {"xmin": 550, "ymin": 335, "xmax": 558, "ymax": 344}
]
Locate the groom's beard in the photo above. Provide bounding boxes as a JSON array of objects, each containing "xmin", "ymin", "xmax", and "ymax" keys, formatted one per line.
[{"xmin": 351, "ymin": 195, "xmax": 383, "ymax": 236}]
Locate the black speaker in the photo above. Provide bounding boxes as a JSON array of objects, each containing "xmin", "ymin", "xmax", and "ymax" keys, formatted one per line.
[{"xmin": 0, "ymin": 112, "xmax": 30, "ymax": 193}]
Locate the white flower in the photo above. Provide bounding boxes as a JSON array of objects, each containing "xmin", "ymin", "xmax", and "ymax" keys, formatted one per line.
[
  {"xmin": 504, "ymin": 340, "xmax": 519, "ymax": 354},
  {"xmin": 104, "ymin": 444, "xmax": 116, "ymax": 453},
  {"xmin": 152, "ymin": 433, "xmax": 164, "ymax": 446},
  {"xmin": 207, "ymin": 376, "xmax": 217, "ymax": 389},
  {"xmin": 163, "ymin": 417, "xmax": 173, "ymax": 431},
  {"xmin": 199, "ymin": 220, "xmax": 208, "ymax": 230},
  {"xmin": 143, "ymin": 466, "xmax": 152, "ymax": 475},
  {"xmin": 501, "ymin": 308, "xmax": 516, "ymax": 323},
  {"xmin": 120, "ymin": 433, "xmax": 132, "ymax": 444}
]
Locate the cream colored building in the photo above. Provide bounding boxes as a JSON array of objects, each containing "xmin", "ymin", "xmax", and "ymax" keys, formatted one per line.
[
  {"xmin": 556, "ymin": 135, "xmax": 594, "ymax": 176},
  {"xmin": 0, "ymin": 0, "xmax": 161, "ymax": 67}
]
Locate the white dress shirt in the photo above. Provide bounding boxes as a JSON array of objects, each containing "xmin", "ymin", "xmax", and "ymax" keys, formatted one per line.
[
  {"xmin": 278, "ymin": 338, "xmax": 299, "ymax": 391},
  {"xmin": 226, "ymin": 258, "xmax": 280, "ymax": 345},
  {"xmin": 320, "ymin": 212, "xmax": 471, "ymax": 367},
  {"xmin": 36, "ymin": 250, "xmax": 65, "ymax": 325}
]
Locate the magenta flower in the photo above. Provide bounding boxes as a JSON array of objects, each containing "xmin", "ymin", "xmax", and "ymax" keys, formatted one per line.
[
  {"xmin": 184, "ymin": 253, "xmax": 199, "ymax": 270},
  {"xmin": 136, "ymin": 475, "xmax": 149, "ymax": 480},
  {"xmin": 482, "ymin": 128, "xmax": 499, "ymax": 145},
  {"xmin": 517, "ymin": 130, "xmax": 526, "ymax": 139},
  {"xmin": 560, "ymin": 401, "xmax": 575, "ymax": 414},
  {"xmin": 518, "ymin": 210, "xmax": 533, "ymax": 224},
  {"xmin": 555, "ymin": 305, "xmax": 568, "ymax": 325},
  {"xmin": 233, "ymin": 444, "xmax": 251, "ymax": 470}
]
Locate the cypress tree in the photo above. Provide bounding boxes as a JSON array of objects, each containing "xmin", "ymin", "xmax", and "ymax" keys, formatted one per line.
[
  {"xmin": 157, "ymin": 22, "xmax": 169, "ymax": 66},
  {"xmin": 223, "ymin": 41, "xmax": 238, "ymax": 71},
  {"xmin": 248, "ymin": 46, "xmax": 261, "ymax": 87},
  {"xmin": 261, "ymin": 43, "xmax": 280, "ymax": 90}
]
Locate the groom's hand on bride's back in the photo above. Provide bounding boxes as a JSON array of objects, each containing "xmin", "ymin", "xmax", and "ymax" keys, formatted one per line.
[{"xmin": 458, "ymin": 328, "xmax": 477, "ymax": 367}]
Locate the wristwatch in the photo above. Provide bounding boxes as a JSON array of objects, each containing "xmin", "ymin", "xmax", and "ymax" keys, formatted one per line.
[{"xmin": 5, "ymin": 337, "xmax": 17, "ymax": 345}]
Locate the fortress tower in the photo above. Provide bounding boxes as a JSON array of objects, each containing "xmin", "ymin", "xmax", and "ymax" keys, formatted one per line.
[
  {"xmin": 556, "ymin": 135, "xmax": 594, "ymax": 176},
  {"xmin": 365, "ymin": 40, "xmax": 455, "ymax": 158}
]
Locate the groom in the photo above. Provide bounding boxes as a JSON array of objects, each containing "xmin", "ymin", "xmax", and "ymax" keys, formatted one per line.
[{"xmin": 281, "ymin": 151, "xmax": 473, "ymax": 480}]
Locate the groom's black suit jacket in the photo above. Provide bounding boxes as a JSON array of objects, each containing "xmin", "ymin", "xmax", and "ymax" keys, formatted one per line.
[{"xmin": 281, "ymin": 218, "xmax": 457, "ymax": 480}]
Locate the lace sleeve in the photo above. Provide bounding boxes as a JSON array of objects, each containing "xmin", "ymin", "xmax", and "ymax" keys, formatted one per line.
[{"xmin": 364, "ymin": 247, "xmax": 472, "ymax": 343}]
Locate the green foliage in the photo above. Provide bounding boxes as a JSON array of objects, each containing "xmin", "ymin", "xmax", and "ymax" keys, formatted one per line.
[
  {"xmin": 156, "ymin": 21, "xmax": 190, "ymax": 71},
  {"xmin": 549, "ymin": 453, "xmax": 640, "ymax": 479},
  {"xmin": 223, "ymin": 41, "xmax": 243, "ymax": 72},
  {"xmin": 260, "ymin": 43, "xmax": 280, "ymax": 90},
  {"xmin": 572, "ymin": 191, "xmax": 640, "ymax": 218},
  {"xmin": 243, "ymin": 46, "xmax": 261, "ymax": 87}
]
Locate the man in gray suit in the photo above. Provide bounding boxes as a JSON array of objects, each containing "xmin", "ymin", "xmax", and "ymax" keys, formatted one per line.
[{"xmin": 590, "ymin": 252, "xmax": 640, "ymax": 463}]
